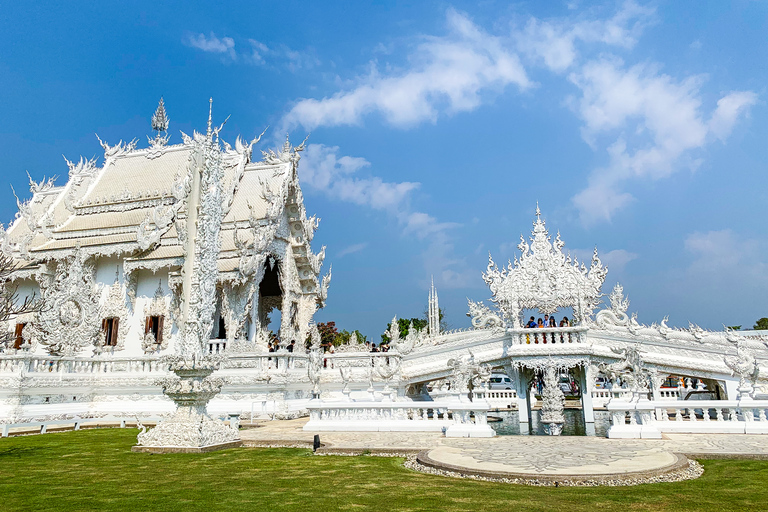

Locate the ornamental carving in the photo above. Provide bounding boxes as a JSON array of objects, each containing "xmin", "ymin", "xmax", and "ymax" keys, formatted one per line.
[
  {"xmin": 32, "ymin": 250, "xmax": 100, "ymax": 356},
  {"xmin": 97, "ymin": 276, "xmax": 129, "ymax": 352},
  {"xmin": 142, "ymin": 282, "xmax": 172, "ymax": 353},
  {"xmin": 466, "ymin": 299, "xmax": 505, "ymax": 329},
  {"xmin": 482, "ymin": 206, "xmax": 607, "ymax": 327},
  {"xmin": 595, "ymin": 283, "xmax": 631, "ymax": 328}
]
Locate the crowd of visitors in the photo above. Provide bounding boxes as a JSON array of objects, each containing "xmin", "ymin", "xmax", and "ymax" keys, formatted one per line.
[
  {"xmin": 525, "ymin": 314, "xmax": 570, "ymax": 328},
  {"xmin": 523, "ymin": 314, "xmax": 572, "ymax": 344}
]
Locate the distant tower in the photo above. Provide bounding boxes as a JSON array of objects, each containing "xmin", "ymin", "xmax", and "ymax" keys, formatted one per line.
[{"xmin": 428, "ymin": 277, "xmax": 440, "ymax": 336}]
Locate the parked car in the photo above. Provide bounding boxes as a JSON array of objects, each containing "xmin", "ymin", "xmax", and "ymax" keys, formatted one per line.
[{"xmin": 489, "ymin": 373, "xmax": 513, "ymax": 390}]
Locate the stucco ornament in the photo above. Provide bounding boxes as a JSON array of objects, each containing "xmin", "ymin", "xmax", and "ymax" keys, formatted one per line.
[
  {"xmin": 385, "ymin": 316, "xmax": 422, "ymax": 355},
  {"xmin": 724, "ymin": 339, "xmax": 760, "ymax": 398},
  {"xmin": 334, "ymin": 331, "xmax": 368, "ymax": 353},
  {"xmin": 446, "ymin": 352, "xmax": 490, "ymax": 401},
  {"xmin": 540, "ymin": 363, "xmax": 566, "ymax": 435},
  {"xmin": 142, "ymin": 281, "xmax": 172, "ymax": 353},
  {"xmin": 137, "ymin": 101, "xmax": 239, "ymax": 450},
  {"xmin": 97, "ymin": 274, "xmax": 129, "ymax": 352},
  {"xmin": 31, "ymin": 250, "xmax": 100, "ymax": 356},
  {"xmin": 466, "ymin": 299, "xmax": 505, "ymax": 329},
  {"xmin": 595, "ymin": 283, "xmax": 631, "ymax": 328},
  {"xmin": 599, "ymin": 344, "xmax": 655, "ymax": 395},
  {"xmin": 307, "ymin": 325, "xmax": 322, "ymax": 397},
  {"xmin": 136, "ymin": 356, "xmax": 238, "ymax": 448},
  {"xmin": 482, "ymin": 205, "xmax": 607, "ymax": 327}
]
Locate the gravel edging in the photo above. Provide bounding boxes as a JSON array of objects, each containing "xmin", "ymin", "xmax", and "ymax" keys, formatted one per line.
[
  {"xmin": 407, "ymin": 451, "xmax": 703, "ymax": 487},
  {"xmin": 305, "ymin": 448, "xmax": 704, "ymax": 487}
]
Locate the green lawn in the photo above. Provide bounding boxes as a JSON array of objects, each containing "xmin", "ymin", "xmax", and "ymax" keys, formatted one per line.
[{"xmin": 1, "ymin": 429, "xmax": 767, "ymax": 511}]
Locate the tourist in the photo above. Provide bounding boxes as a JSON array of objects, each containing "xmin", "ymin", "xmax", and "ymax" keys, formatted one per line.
[
  {"xmin": 549, "ymin": 316, "xmax": 556, "ymax": 327},
  {"xmin": 527, "ymin": 316, "xmax": 536, "ymax": 328},
  {"xmin": 287, "ymin": 340, "xmax": 295, "ymax": 353},
  {"xmin": 370, "ymin": 343, "xmax": 379, "ymax": 353},
  {"xmin": 544, "ymin": 314, "xmax": 549, "ymax": 327},
  {"xmin": 537, "ymin": 318, "xmax": 544, "ymax": 327}
]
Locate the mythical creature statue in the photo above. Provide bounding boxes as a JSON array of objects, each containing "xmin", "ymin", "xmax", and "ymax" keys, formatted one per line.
[
  {"xmin": 595, "ymin": 283, "xmax": 630, "ymax": 328},
  {"xmin": 599, "ymin": 344, "xmax": 654, "ymax": 393},
  {"xmin": 466, "ymin": 299, "xmax": 505, "ymax": 329},
  {"xmin": 724, "ymin": 340, "xmax": 760, "ymax": 398}
]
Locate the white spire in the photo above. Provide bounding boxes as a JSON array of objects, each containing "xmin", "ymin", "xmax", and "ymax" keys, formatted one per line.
[{"xmin": 428, "ymin": 276, "xmax": 440, "ymax": 336}]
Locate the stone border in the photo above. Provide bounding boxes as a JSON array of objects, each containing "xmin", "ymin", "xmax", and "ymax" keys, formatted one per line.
[
  {"xmin": 413, "ymin": 449, "xmax": 701, "ymax": 486},
  {"xmin": 131, "ymin": 441, "xmax": 243, "ymax": 454}
]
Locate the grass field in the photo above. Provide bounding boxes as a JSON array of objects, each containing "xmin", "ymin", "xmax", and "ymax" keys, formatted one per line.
[{"xmin": 1, "ymin": 429, "xmax": 767, "ymax": 511}]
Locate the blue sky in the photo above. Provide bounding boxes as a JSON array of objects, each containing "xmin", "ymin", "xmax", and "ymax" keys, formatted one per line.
[{"xmin": 1, "ymin": 1, "xmax": 766, "ymax": 339}]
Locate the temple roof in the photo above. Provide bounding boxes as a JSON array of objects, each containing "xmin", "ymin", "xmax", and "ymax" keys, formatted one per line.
[{"xmin": 3, "ymin": 109, "xmax": 325, "ymax": 294}]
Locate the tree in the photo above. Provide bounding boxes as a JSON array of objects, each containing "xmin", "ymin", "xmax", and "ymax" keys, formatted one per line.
[
  {"xmin": 316, "ymin": 322, "xmax": 338, "ymax": 346},
  {"xmin": 754, "ymin": 318, "xmax": 768, "ymax": 331},
  {"xmin": 335, "ymin": 329, "xmax": 368, "ymax": 345},
  {"xmin": 381, "ymin": 317, "xmax": 428, "ymax": 344},
  {"xmin": 727, "ymin": 325, "xmax": 742, "ymax": 331}
]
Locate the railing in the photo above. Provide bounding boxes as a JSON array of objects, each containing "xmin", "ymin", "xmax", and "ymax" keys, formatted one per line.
[
  {"xmin": 509, "ymin": 326, "xmax": 588, "ymax": 345},
  {"xmin": 607, "ymin": 399, "xmax": 768, "ymax": 438},
  {"xmin": 304, "ymin": 399, "xmax": 495, "ymax": 437},
  {"xmin": 0, "ymin": 355, "xmax": 164, "ymax": 374}
]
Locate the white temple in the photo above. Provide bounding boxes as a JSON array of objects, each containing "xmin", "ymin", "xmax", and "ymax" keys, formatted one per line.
[
  {"xmin": 2, "ymin": 101, "xmax": 768, "ymax": 441},
  {"xmin": 2, "ymin": 98, "xmax": 330, "ymax": 358}
]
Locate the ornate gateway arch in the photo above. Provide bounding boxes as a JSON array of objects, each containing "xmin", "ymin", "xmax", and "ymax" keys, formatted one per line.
[{"xmin": 482, "ymin": 205, "xmax": 607, "ymax": 327}]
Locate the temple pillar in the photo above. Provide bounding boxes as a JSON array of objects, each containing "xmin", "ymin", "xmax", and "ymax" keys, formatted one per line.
[
  {"xmin": 724, "ymin": 379, "xmax": 740, "ymax": 400},
  {"xmin": 579, "ymin": 365, "xmax": 595, "ymax": 423},
  {"xmin": 512, "ymin": 366, "xmax": 530, "ymax": 424}
]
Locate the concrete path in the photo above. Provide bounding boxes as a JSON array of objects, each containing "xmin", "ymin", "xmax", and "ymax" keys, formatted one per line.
[{"xmin": 240, "ymin": 418, "xmax": 768, "ymax": 482}]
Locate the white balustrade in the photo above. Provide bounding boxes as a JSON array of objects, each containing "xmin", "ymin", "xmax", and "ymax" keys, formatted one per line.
[
  {"xmin": 607, "ymin": 399, "xmax": 768, "ymax": 438},
  {"xmin": 304, "ymin": 400, "xmax": 495, "ymax": 437},
  {"xmin": 509, "ymin": 326, "xmax": 588, "ymax": 345}
]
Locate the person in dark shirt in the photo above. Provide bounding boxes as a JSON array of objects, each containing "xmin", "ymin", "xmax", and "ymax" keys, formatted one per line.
[{"xmin": 287, "ymin": 340, "xmax": 295, "ymax": 353}]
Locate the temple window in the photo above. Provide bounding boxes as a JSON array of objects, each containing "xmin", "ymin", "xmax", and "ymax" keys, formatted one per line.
[
  {"xmin": 217, "ymin": 316, "xmax": 227, "ymax": 340},
  {"xmin": 145, "ymin": 315, "xmax": 164, "ymax": 344},
  {"xmin": 13, "ymin": 322, "xmax": 27, "ymax": 349},
  {"xmin": 102, "ymin": 317, "xmax": 119, "ymax": 347}
]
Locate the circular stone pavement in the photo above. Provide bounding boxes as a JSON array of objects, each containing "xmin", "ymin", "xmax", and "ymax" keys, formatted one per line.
[{"xmin": 416, "ymin": 436, "xmax": 693, "ymax": 484}]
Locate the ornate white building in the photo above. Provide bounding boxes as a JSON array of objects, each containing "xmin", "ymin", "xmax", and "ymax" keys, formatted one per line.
[
  {"xmin": 2, "ymin": 99, "xmax": 330, "ymax": 358},
  {"xmin": 1, "ymin": 103, "xmax": 767, "ymax": 439}
]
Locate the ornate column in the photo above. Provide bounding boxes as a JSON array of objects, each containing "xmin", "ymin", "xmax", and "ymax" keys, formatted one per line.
[
  {"xmin": 134, "ymin": 100, "xmax": 240, "ymax": 452},
  {"xmin": 579, "ymin": 364, "xmax": 595, "ymax": 423}
]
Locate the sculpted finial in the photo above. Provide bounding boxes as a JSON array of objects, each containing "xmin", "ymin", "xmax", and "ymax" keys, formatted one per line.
[
  {"xmin": 151, "ymin": 97, "xmax": 169, "ymax": 134},
  {"xmin": 535, "ymin": 201, "xmax": 541, "ymax": 219},
  {"xmin": 207, "ymin": 97, "xmax": 213, "ymax": 138}
]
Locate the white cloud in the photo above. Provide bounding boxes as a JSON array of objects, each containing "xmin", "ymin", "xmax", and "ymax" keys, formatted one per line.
[
  {"xmin": 185, "ymin": 32, "xmax": 235, "ymax": 59},
  {"xmin": 684, "ymin": 230, "xmax": 764, "ymax": 276},
  {"xmin": 336, "ymin": 243, "xmax": 368, "ymax": 258},
  {"xmin": 300, "ymin": 144, "xmax": 470, "ymax": 287},
  {"xmin": 282, "ymin": 8, "xmax": 531, "ymax": 131},
  {"xmin": 247, "ymin": 40, "xmax": 321, "ymax": 70},
  {"xmin": 516, "ymin": 0, "xmax": 655, "ymax": 72},
  {"xmin": 572, "ymin": 248, "xmax": 638, "ymax": 273},
  {"xmin": 709, "ymin": 91, "xmax": 758, "ymax": 141},
  {"xmin": 568, "ymin": 58, "xmax": 757, "ymax": 224},
  {"xmin": 183, "ymin": 33, "xmax": 316, "ymax": 70},
  {"xmin": 300, "ymin": 144, "xmax": 418, "ymax": 212}
]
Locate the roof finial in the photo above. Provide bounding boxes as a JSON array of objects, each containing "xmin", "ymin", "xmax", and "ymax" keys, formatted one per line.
[
  {"xmin": 535, "ymin": 201, "xmax": 541, "ymax": 220},
  {"xmin": 207, "ymin": 97, "xmax": 213, "ymax": 138},
  {"xmin": 151, "ymin": 97, "xmax": 169, "ymax": 134}
]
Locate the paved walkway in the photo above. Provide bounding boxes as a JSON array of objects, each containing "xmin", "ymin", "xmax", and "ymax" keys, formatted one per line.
[{"xmin": 240, "ymin": 418, "xmax": 768, "ymax": 482}]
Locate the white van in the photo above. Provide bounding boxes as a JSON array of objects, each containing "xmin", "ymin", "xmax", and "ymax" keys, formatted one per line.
[{"xmin": 489, "ymin": 373, "xmax": 513, "ymax": 390}]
